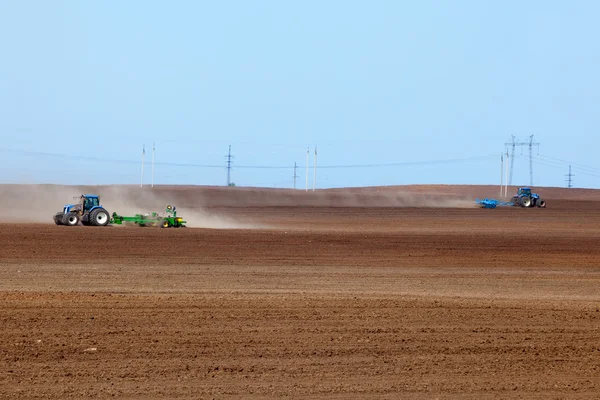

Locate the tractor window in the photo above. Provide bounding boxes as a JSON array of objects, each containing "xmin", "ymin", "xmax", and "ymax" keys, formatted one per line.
[{"xmin": 84, "ymin": 197, "xmax": 99, "ymax": 209}]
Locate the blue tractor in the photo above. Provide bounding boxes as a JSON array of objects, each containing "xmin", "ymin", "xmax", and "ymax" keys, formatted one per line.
[
  {"xmin": 510, "ymin": 187, "xmax": 546, "ymax": 208},
  {"xmin": 53, "ymin": 194, "xmax": 111, "ymax": 226}
]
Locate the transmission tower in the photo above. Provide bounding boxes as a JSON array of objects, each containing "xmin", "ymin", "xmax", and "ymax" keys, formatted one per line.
[
  {"xmin": 565, "ymin": 165, "xmax": 574, "ymax": 188},
  {"xmin": 504, "ymin": 135, "xmax": 540, "ymax": 186},
  {"xmin": 225, "ymin": 145, "xmax": 234, "ymax": 186},
  {"xmin": 293, "ymin": 162, "xmax": 298, "ymax": 189}
]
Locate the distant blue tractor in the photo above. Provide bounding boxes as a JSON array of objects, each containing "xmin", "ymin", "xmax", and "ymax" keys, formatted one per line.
[
  {"xmin": 53, "ymin": 194, "xmax": 111, "ymax": 226},
  {"xmin": 511, "ymin": 187, "xmax": 546, "ymax": 208}
]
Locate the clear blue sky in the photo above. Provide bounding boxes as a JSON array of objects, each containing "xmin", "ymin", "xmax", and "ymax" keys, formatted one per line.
[{"xmin": 1, "ymin": 1, "xmax": 599, "ymax": 188}]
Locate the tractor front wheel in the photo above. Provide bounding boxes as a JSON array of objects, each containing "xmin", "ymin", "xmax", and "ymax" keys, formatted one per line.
[
  {"xmin": 537, "ymin": 199, "xmax": 546, "ymax": 208},
  {"xmin": 62, "ymin": 212, "xmax": 80, "ymax": 226},
  {"xmin": 54, "ymin": 212, "xmax": 64, "ymax": 225},
  {"xmin": 90, "ymin": 208, "xmax": 110, "ymax": 226}
]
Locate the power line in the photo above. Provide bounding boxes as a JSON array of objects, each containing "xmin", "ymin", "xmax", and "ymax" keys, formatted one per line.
[
  {"xmin": 529, "ymin": 155, "xmax": 600, "ymax": 177},
  {"xmin": 316, "ymin": 155, "xmax": 496, "ymax": 169},
  {"xmin": 524, "ymin": 156, "xmax": 600, "ymax": 178},
  {"xmin": 0, "ymin": 147, "xmax": 225, "ymax": 168},
  {"xmin": 537, "ymin": 154, "xmax": 600, "ymax": 173},
  {"xmin": 2, "ymin": 144, "xmax": 599, "ymax": 188},
  {"xmin": 0, "ymin": 147, "xmax": 498, "ymax": 170},
  {"xmin": 4, "ymin": 146, "xmax": 599, "ymax": 179}
]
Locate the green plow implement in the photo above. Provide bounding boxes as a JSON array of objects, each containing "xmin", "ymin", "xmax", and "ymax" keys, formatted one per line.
[{"xmin": 110, "ymin": 205, "xmax": 187, "ymax": 228}]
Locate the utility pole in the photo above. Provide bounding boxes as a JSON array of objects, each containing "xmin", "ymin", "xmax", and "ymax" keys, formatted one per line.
[
  {"xmin": 305, "ymin": 147, "xmax": 309, "ymax": 191},
  {"xmin": 293, "ymin": 162, "xmax": 298, "ymax": 189},
  {"xmin": 504, "ymin": 148, "xmax": 509, "ymax": 197},
  {"xmin": 141, "ymin": 144, "xmax": 145, "ymax": 187},
  {"xmin": 504, "ymin": 135, "xmax": 540, "ymax": 186},
  {"xmin": 313, "ymin": 146, "xmax": 317, "ymax": 191},
  {"xmin": 500, "ymin": 153, "xmax": 504, "ymax": 197},
  {"xmin": 528, "ymin": 134, "xmax": 535, "ymax": 186},
  {"xmin": 225, "ymin": 145, "xmax": 234, "ymax": 186},
  {"xmin": 565, "ymin": 165, "xmax": 574, "ymax": 188},
  {"xmin": 151, "ymin": 142, "xmax": 155, "ymax": 188}
]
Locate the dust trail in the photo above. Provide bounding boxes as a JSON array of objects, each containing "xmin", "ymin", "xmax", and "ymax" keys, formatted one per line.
[
  {"xmin": 0, "ymin": 185, "xmax": 79, "ymax": 223},
  {"xmin": 178, "ymin": 209, "xmax": 261, "ymax": 230},
  {"xmin": 323, "ymin": 192, "xmax": 478, "ymax": 208},
  {"xmin": 97, "ymin": 186, "xmax": 261, "ymax": 229},
  {"xmin": 0, "ymin": 184, "xmax": 478, "ymax": 228},
  {"xmin": 0, "ymin": 184, "xmax": 258, "ymax": 229},
  {"xmin": 274, "ymin": 190, "xmax": 479, "ymax": 208}
]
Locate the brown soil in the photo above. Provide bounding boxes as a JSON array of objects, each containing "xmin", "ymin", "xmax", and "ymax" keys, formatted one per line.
[{"xmin": 1, "ymin": 185, "xmax": 600, "ymax": 399}]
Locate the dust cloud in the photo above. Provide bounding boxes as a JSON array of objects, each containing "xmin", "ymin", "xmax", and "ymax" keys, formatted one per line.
[
  {"xmin": 211, "ymin": 188, "xmax": 477, "ymax": 208},
  {"xmin": 0, "ymin": 184, "xmax": 478, "ymax": 228},
  {"xmin": 0, "ymin": 184, "xmax": 256, "ymax": 229},
  {"xmin": 98, "ymin": 185, "xmax": 258, "ymax": 229},
  {"xmin": 308, "ymin": 191, "xmax": 477, "ymax": 208}
]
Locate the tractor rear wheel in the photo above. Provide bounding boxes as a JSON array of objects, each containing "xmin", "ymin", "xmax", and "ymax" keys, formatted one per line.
[
  {"xmin": 519, "ymin": 197, "xmax": 532, "ymax": 207},
  {"xmin": 62, "ymin": 212, "xmax": 80, "ymax": 226},
  {"xmin": 89, "ymin": 208, "xmax": 110, "ymax": 226},
  {"xmin": 162, "ymin": 220, "xmax": 170, "ymax": 228}
]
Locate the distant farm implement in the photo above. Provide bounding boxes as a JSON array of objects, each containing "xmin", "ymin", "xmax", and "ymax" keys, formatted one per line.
[
  {"xmin": 54, "ymin": 196, "xmax": 186, "ymax": 227},
  {"xmin": 476, "ymin": 187, "xmax": 547, "ymax": 209}
]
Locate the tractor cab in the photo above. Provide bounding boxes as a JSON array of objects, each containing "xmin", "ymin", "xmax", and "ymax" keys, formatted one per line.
[
  {"xmin": 517, "ymin": 188, "xmax": 532, "ymax": 196},
  {"xmin": 81, "ymin": 195, "xmax": 100, "ymax": 212},
  {"xmin": 166, "ymin": 204, "xmax": 177, "ymax": 217},
  {"xmin": 69, "ymin": 194, "xmax": 100, "ymax": 214}
]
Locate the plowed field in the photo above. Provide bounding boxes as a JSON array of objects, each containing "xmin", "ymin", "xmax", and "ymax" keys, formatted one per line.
[{"xmin": 1, "ymin": 188, "xmax": 600, "ymax": 399}]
